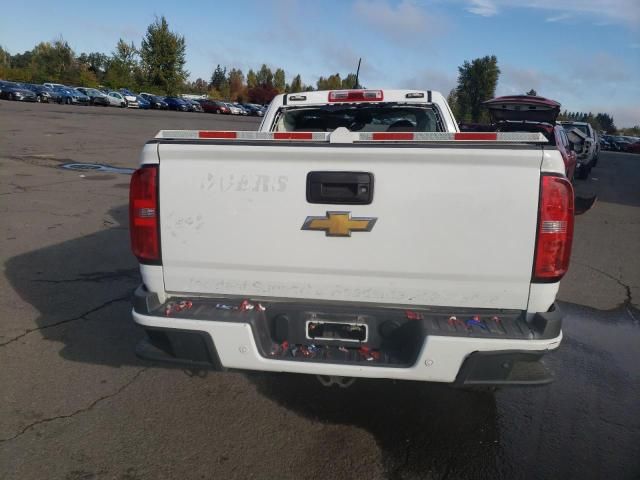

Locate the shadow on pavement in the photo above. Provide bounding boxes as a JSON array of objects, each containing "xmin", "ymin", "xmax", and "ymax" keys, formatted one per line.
[
  {"xmin": 4, "ymin": 205, "xmax": 144, "ymax": 367},
  {"xmin": 246, "ymin": 372, "xmax": 500, "ymax": 480}
]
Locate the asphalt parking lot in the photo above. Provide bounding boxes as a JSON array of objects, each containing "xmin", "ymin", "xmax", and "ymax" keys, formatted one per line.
[{"xmin": 1, "ymin": 101, "xmax": 639, "ymax": 480}]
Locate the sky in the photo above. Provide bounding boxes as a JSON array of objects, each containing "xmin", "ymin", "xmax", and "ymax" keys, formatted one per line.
[{"xmin": 1, "ymin": 0, "xmax": 639, "ymax": 126}]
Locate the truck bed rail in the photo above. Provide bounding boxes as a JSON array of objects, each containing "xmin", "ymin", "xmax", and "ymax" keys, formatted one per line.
[{"xmin": 155, "ymin": 130, "xmax": 548, "ymax": 144}]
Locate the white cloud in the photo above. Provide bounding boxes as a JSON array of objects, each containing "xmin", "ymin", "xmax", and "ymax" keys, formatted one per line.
[
  {"xmin": 466, "ymin": 0, "xmax": 498, "ymax": 16},
  {"xmin": 545, "ymin": 13, "xmax": 571, "ymax": 22},
  {"xmin": 465, "ymin": 0, "xmax": 640, "ymax": 27},
  {"xmin": 353, "ymin": 0, "xmax": 446, "ymax": 41}
]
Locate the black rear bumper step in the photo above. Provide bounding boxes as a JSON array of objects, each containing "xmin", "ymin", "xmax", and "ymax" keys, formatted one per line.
[
  {"xmin": 136, "ymin": 327, "xmax": 224, "ymax": 371},
  {"xmin": 454, "ymin": 350, "xmax": 554, "ymax": 387}
]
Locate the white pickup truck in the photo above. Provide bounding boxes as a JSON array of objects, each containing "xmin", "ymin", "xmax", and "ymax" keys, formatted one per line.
[{"xmin": 130, "ymin": 89, "xmax": 574, "ymax": 387}]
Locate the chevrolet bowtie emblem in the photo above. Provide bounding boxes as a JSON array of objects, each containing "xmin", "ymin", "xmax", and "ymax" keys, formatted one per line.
[{"xmin": 301, "ymin": 211, "xmax": 377, "ymax": 237}]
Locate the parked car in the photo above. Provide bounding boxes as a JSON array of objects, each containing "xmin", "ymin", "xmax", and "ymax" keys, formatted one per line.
[
  {"xmin": 234, "ymin": 103, "xmax": 250, "ymax": 115},
  {"xmin": 118, "ymin": 88, "xmax": 139, "ymax": 108},
  {"xmin": 600, "ymin": 136, "xmax": 612, "ymax": 150},
  {"xmin": 224, "ymin": 102, "xmax": 244, "ymax": 115},
  {"xmin": 0, "ymin": 81, "xmax": 37, "ymax": 102},
  {"xmin": 43, "ymin": 82, "xmax": 66, "ymax": 90},
  {"xmin": 608, "ymin": 136, "xmax": 633, "ymax": 151},
  {"xmin": 164, "ymin": 96, "xmax": 190, "ymax": 111},
  {"xmin": 107, "ymin": 91, "xmax": 127, "ymax": 107},
  {"xmin": 76, "ymin": 87, "xmax": 110, "ymax": 106},
  {"xmin": 135, "ymin": 95, "xmax": 151, "ymax": 109},
  {"xmin": 241, "ymin": 103, "xmax": 265, "ymax": 116},
  {"xmin": 483, "ymin": 95, "xmax": 577, "ymax": 181},
  {"xmin": 183, "ymin": 98, "xmax": 203, "ymax": 112},
  {"xmin": 625, "ymin": 139, "xmax": 640, "ymax": 154},
  {"xmin": 198, "ymin": 99, "xmax": 230, "ymax": 114},
  {"xmin": 140, "ymin": 93, "xmax": 168, "ymax": 109},
  {"xmin": 23, "ymin": 84, "xmax": 54, "ymax": 103},
  {"xmin": 73, "ymin": 89, "xmax": 91, "ymax": 105},
  {"xmin": 558, "ymin": 121, "xmax": 599, "ymax": 178},
  {"xmin": 52, "ymin": 86, "xmax": 89, "ymax": 105}
]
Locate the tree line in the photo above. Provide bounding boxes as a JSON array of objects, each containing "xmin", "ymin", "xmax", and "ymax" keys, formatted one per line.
[
  {"xmin": 0, "ymin": 16, "xmax": 360, "ymax": 104},
  {"xmin": 1, "ymin": 17, "xmax": 633, "ymax": 131},
  {"xmin": 0, "ymin": 17, "xmax": 187, "ymax": 96}
]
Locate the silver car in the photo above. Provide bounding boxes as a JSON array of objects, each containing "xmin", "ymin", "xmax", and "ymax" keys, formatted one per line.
[{"xmin": 107, "ymin": 91, "xmax": 127, "ymax": 107}]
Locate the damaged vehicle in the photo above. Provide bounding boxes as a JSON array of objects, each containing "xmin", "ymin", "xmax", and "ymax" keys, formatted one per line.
[
  {"xmin": 483, "ymin": 95, "xmax": 577, "ymax": 181},
  {"xmin": 130, "ymin": 89, "xmax": 574, "ymax": 389},
  {"xmin": 558, "ymin": 121, "xmax": 599, "ymax": 179}
]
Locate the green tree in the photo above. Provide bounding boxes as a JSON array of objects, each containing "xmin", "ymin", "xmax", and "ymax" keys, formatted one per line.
[
  {"xmin": 105, "ymin": 39, "xmax": 138, "ymax": 88},
  {"xmin": 246, "ymin": 69, "xmax": 257, "ymax": 88},
  {"xmin": 30, "ymin": 39, "xmax": 75, "ymax": 83},
  {"xmin": 189, "ymin": 77, "xmax": 208, "ymax": 94},
  {"xmin": 274, "ymin": 68, "xmax": 285, "ymax": 93},
  {"xmin": 0, "ymin": 46, "xmax": 10, "ymax": 67},
  {"xmin": 11, "ymin": 50, "xmax": 34, "ymax": 69},
  {"xmin": 139, "ymin": 16, "xmax": 187, "ymax": 95},
  {"xmin": 228, "ymin": 68, "xmax": 245, "ymax": 100},
  {"xmin": 341, "ymin": 73, "xmax": 359, "ymax": 89},
  {"xmin": 210, "ymin": 64, "xmax": 227, "ymax": 90},
  {"xmin": 455, "ymin": 55, "xmax": 500, "ymax": 122},
  {"xmin": 289, "ymin": 74, "xmax": 303, "ymax": 93},
  {"xmin": 595, "ymin": 113, "xmax": 616, "ymax": 133},
  {"xmin": 0, "ymin": 46, "xmax": 10, "ymax": 78},
  {"xmin": 317, "ymin": 73, "xmax": 342, "ymax": 90},
  {"xmin": 256, "ymin": 64, "xmax": 273, "ymax": 87},
  {"xmin": 618, "ymin": 125, "xmax": 640, "ymax": 136},
  {"xmin": 78, "ymin": 52, "xmax": 109, "ymax": 81},
  {"xmin": 526, "ymin": 89, "xmax": 537, "ymax": 96}
]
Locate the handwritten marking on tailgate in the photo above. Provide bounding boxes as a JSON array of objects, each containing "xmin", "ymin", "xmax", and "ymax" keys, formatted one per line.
[
  {"xmin": 200, "ymin": 173, "xmax": 288, "ymax": 192},
  {"xmin": 301, "ymin": 211, "xmax": 377, "ymax": 237}
]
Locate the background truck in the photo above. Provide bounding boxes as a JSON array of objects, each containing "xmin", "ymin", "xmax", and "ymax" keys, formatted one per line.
[{"xmin": 130, "ymin": 89, "xmax": 574, "ymax": 387}]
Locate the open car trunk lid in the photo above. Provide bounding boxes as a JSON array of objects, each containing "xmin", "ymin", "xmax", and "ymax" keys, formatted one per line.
[
  {"xmin": 157, "ymin": 140, "xmax": 544, "ymax": 311},
  {"xmin": 484, "ymin": 95, "xmax": 561, "ymax": 124}
]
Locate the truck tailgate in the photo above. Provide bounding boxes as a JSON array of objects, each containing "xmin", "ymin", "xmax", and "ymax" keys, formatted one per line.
[{"xmin": 157, "ymin": 143, "xmax": 542, "ymax": 310}]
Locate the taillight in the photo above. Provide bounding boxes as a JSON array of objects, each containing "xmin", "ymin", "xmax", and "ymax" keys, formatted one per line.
[
  {"xmin": 328, "ymin": 90, "xmax": 383, "ymax": 102},
  {"xmin": 533, "ymin": 175, "xmax": 574, "ymax": 282},
  {"xmin": 129, "ymin": 165, "xmax": 160, "ymax": 263}
]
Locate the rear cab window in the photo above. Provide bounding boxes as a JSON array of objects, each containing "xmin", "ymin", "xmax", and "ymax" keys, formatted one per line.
[{"xmin": 272, "ymin": 105, "xmax": 444, "ymax": 132}]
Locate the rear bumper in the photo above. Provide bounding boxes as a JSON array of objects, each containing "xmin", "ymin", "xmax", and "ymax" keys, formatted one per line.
[{"xmin": 131, "ymin": 287, "xmax": 563, "ymax": 384}]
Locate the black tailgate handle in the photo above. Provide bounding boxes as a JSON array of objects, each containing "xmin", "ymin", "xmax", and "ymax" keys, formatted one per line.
[{"xmin": 306, "ymin": 171, "xmax": 374, "ymax": 205}]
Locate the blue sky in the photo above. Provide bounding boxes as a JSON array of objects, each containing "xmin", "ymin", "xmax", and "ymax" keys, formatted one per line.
[{"xmin": 2, "ymin": 0, "xmax": 639, "ymax": 125}]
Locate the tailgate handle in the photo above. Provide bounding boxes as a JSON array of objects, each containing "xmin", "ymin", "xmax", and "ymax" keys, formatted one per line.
[{"xmin": 306, "ymin": 171, "xmax": 374, "ymax": 205}]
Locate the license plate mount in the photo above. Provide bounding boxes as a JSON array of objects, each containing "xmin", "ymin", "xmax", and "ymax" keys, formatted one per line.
[{"xmin": 306, "ymin": 319, "xmax": 368, "ymax": 342}]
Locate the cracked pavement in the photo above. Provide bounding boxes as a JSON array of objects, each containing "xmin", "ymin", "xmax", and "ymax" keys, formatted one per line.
[{"xmin": 1, "ymin": 101, "xmax": 639, "ymax": 480}]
